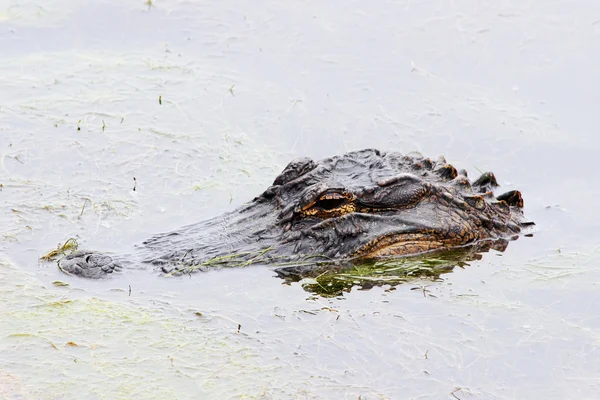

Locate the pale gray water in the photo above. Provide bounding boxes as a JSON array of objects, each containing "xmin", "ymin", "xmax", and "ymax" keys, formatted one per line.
[{"xmin": 1, "ymin": 0, "xmax": 600, "ymax": 398}]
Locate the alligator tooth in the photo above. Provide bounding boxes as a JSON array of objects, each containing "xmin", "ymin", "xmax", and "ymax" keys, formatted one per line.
[{"xmin": 496, "ymin": 190, "xmax": 524, "ymax": 208}]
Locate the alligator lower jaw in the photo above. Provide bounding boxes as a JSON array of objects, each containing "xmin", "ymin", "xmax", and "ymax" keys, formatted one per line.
[
  {"xmin": 358, "ymin": 240, "xmax": 448, "ymax": 258},
  {"xmin": 351, "ymin": 234, "xmax": 514, "ymax": 260},
  {"xmin": 351, "ymin": 232, "xmax": 451, "ymax": 259}
]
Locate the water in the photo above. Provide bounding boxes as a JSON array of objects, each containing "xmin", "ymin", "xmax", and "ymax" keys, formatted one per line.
[{"xmin": 1, "ymin": 0, "xmax": 599, "ymax": 398}]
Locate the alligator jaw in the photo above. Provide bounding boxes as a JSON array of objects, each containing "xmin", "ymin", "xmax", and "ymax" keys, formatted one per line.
[{"xmin": 351, "ymin": 232, "xmax": 449, "ymax": 259}]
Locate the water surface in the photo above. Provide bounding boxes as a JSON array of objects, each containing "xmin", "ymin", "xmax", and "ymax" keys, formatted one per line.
[{"xmin": 1, "ymin": 0, "xmax": 600, "ymax": 398}]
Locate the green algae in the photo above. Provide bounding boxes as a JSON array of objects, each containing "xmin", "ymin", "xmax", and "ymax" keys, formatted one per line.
[
  {"xmin": 0, "ymin": 257, "xmax": 287, "ymax": 399},
  {"xmin": 294, "ymin": 253, "xmax": 464, "ymax": 297},
  {"xmin": 39, "ymin": 238, "xmax": 79, "ymax": 262}
]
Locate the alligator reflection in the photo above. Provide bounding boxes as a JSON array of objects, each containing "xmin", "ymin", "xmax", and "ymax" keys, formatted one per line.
[{"xmin": 274, "ymin": 239, "xmax": 509, "ymax": 297}]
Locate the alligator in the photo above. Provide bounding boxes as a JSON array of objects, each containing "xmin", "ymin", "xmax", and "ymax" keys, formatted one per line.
[{"xmin": 56, "ymin": 149, "xmax": 534, "ymax": 281}]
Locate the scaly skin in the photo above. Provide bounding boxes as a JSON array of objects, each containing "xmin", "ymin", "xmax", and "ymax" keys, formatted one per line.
[{"xmin": 57, "ymin": 149, "xmax": 534, "ymax": 278}]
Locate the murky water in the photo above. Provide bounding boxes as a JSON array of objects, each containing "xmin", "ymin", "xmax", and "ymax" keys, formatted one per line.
[{"xmin": 2, "ymin": 0, "xmax": 600, "ymax": 398}]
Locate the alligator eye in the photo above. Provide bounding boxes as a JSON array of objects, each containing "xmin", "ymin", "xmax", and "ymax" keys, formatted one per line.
[
  {"xmin": 314, "ymin": 197, "xmax": 346, "ymax": 210},
  {"xmin": 299, "ymin": 191, "xmax": 356, "ymax": 218}
]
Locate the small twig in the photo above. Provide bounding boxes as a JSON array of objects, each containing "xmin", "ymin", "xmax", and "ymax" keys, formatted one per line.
[
  {"xmin": 451, "ymin": 388, "xmax": 462, "ymax": 400},
  {"xmin": 80, "ymin": 198, "xmax": 92, "ymax": 217}
]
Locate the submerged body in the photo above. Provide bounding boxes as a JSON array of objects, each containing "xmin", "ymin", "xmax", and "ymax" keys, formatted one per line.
[{"xmin": 58, "ymin": 149, "xmax": 534, "ymax": 278}]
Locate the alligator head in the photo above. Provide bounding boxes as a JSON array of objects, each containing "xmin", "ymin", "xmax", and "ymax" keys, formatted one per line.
[{"xmin": 57, "ymin": 149, "xmax": 534, "ymax": 279}]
